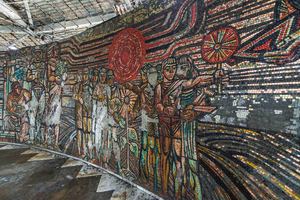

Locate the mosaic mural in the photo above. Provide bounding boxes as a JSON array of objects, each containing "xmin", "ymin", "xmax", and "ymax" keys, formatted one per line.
[{"xmin": 0, "ymin": 0, "xmax": 299, "ymax": 199}]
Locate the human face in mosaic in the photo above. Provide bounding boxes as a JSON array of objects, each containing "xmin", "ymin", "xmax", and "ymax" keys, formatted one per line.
[
  {"xmin": 163, "ymin": 63, "xmax": 176, "ymax": 81},
  {"xmin": 99, "ymin": 69, "xmax": 107, "ymax": 84},
  {"xmin": 177, "ymin": 63, "xmax": 189, "ymax": 79},
  {"xmin": 83, "ymin": 72, "xmax": 89, "ymax": 82},
  {"xmin": 91, "ymin": 70, "xmax": 98, "ymax": 83}
]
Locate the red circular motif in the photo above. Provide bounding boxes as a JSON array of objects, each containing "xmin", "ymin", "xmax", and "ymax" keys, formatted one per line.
[
  {"xmin": 201, "ymin": 27, "xmax": 239, "ymax": 64},
  {"xmin": 108, "ymin": 28, "xmax": 146, "ymax": 83}
]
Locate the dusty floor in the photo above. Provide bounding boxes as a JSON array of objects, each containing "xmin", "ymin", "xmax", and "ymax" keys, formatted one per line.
[{"xmin": 0, "ymin": 143, "xmax": 158, "ymax": 200}]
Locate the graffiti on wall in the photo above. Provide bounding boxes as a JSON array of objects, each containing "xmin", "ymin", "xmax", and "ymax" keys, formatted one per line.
[{"xmin": 0, "ymin": 0, "xmax": 299, "ymax": 199}]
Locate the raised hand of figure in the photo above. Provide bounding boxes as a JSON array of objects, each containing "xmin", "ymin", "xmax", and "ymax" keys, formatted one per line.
[
  {"xmin": 213, "ymin": 67, "xmax": 229, "ymax": 94},
  {"xmin": 213, "ymin": 68, "xmax": 225, "ymax": 80},
  {"xmin": 62, "ymin": 73, "xmax": 67, "ymax": 81},
  {"xmin": 79, "ymin": 97, "xmax": 84, "ymax": 105},
  {"xmin": 203, "ymin": 88, "xmax": 215, "ymax": 96},
  {"xmin": 55, "ymin": 76, "xmax": 61, "ymax": 84},
  {"xmin": 180, "ymin": 105, "xmax": 196, "ymax": 122}
]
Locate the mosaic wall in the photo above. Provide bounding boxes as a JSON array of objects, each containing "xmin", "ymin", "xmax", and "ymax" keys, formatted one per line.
[{"xmin": 0, "ymin": 0, "xmax": 299, "ymax": 199}]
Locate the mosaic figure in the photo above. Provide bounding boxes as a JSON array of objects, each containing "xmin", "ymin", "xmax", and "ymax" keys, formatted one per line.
[
  {"xmin": 155, "ymin": 56, "xmax": 225, "ymax": 198},
  {"xmin": 26, "ymin": 64, "xmax": 46, "ymax": 142},
  {"xmin": 92, "ymin": 67, "xmax": 111, "ymax": 159},
  {"xmin": 6, "ymin": 81, "xmax": 31, "ymax": 142},
  {"xmin": 73, "ymin": 72, "xmax": 84, "ymax": 156},
  {"xmin": 154, "ymin": 57, "xmax": 183, "ymax": 196},
  {"xmin": 137, "ymin": 64, "xmax": 160, "ymax": 191},
  {"xmin": 177, "ymin": 55, "xmax": 218, "ymax": 200},
  {"xmin": 106, "ymin": 70, "xmax": 122, "ymax": 172},
  {"xmin": 45, "ymin": 58, "xmax": 67, "ymax": 148},
  {"xmin": 73, "ymin": 69, "xmax": 93, "ymax": 158}
]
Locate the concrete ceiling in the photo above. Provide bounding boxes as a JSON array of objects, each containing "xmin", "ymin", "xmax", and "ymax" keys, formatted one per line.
[{"xmin": 0, "ymin": 0, "xmax": 145, "ymax": 51}]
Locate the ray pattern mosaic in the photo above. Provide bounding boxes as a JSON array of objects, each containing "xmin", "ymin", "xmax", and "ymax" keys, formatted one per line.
[{"xmin": 0, "ymin": 0, "xmax": 299, "ymax": 199}]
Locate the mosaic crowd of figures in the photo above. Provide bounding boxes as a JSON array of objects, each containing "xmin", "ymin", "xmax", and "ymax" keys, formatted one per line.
[
  {"xmin": 3, "ymin": 45, "xmax": 67, "ymax": 147},
  {"xmin": 2, "ymin": 53, "xmax": 226, "ymax": 199},
  {"xmin": 0, "ymin": 0, "xmax": 299, "ymax": 199}
]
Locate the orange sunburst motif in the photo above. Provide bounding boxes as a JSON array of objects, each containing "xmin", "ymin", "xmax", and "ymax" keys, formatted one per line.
[
  {"xmin": 119, "ymin": 87, "xmax": 138, "ymax": 118},
  {"xmin": 201, "ymin": 27, "xmax": 239, "ymax": 64}
]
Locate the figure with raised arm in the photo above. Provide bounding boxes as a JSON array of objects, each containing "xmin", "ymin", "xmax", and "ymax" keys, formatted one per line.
[{"xmin": 155, "ymin": 56, "xmax": 224, "ymax": 199}]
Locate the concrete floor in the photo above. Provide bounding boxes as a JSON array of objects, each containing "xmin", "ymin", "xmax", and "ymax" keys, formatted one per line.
[{"xmin": 0, "ymin": 144, "xmax": 158, "ymax": 200}]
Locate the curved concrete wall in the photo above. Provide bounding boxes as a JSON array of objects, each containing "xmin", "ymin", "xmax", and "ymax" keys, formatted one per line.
[{"xmin": 0, "ymin": 0, "xmax": 299, "ymax": 199}]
